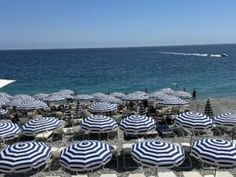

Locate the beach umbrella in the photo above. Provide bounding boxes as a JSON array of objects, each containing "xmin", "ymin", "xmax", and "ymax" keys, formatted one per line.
[
  {"xmin": 174, "ymin": 91, "xmax": 192, "ymax": 99},
  {"xmin": 43, "ymin": 93, "xmax": 66, "ymax": 102},
  {"xmin": 204, "ymin": 99, "xmax": 214, "ymax": 117},
  {"xmin": 16, "ymin": 99, "xmax": 49, "ymax": 110},
  {"xmin": 0, "ymin": 122, "xmax": 21, "ymax": 141},
  {"xmin": 159, "ymin": 88, "xmax": 175, "ymax": 95},
  {"xmin": 0, "ymin": 109, "xmax": 8, "ymax": 116},
  {"xmin": 33, "ymin": 93, "xmax": 49, "ymax": 100},
  {"xmin": 149, "ymin": 91, "xmax": 168, "ymax": 100},
  {"xmin": 131, "ymin": 140, "xmax": 185, "ymax": 168},
  {"xmin": 8, "ymin": 95, "xmax": 35, "ymax": 107},
  {"xmin": 96, "ymin": 95, "xmax": 122, "ymax": 104},
  {"xmin": 91, "ymin": 93, "xmax": 107, "ymax": 98},
  {"xmin": 123, "ymin": 93, "xmax": 149, "ymax": 101},
  {"xmin": 0, "ymin": 96, "xmax": 10, "ymax": 107},
  {"xmin": 59, "ymin": 140, "xmax": 112, "ymax": 172},
  {"xmin": 132, "ymin": 91, "xmax": 149, "ymax": 96},
  {"xmin": 110, "ymin": 92, "xmax": 126, "ymax": 99},
  {"xmin": 191, "ymin": 138, "xmax": 236, "ymax": 168},
  {"xmin": 75, "ymin": 99, "xmax": 82, "ymax": 118},
  {"xmin": 0, "ymin": 141, "xmax": 51, "ymax": 173},
  {"xmin": 119, "ymin": 115, "xmax": 156, "ymax": 135},
  {"xmin": 159, "ymin": 95, "xmax": 188, "ymax": 106},
  {"xmin": 58, "ymin": 89, "xmax": 75, "ymax": 95},
  {"xmin": 80, "ymin": 115, "xmax": 117, "ymax": 133},
  {"xmin": 75, "ymin": 94, "xmax": 93, "ymax": 101},
  {"xmin": 22, "ymin": 117, "xmax": 63, "ymax": 135},
  {"xmin": 176, "ymin": 112, "xmax": 213, "ymax": 131},
  {"xmin": 88, "ymin": 102, "xmax": 117, "ymax": 113},
  {"xmin": 0, "ymin": 79, "xmax": 15, "ymax": 89},
  {"xmin": 0, "ymin": 92, "xmax": 13, "ymax": 99},
  {"xmin": 175, "ymin": 112, "xmax": 213, "ymax": 144},
  {"xmin": 214, "ymin": 113, "xmax": 236, "ymax": 127}
]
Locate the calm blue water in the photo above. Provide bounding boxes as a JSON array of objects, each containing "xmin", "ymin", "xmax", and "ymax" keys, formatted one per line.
[{"xmin": 0, "ymin": 44, "xmax": 236, "ymax": 98}]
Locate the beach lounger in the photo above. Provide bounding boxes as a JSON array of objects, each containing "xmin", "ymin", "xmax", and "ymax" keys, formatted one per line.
[
  {"xmin": 158, "ymin": 171, "xmax": 177, "ymax": 177},
  {"xmin": 100, "ymin": 174, "xmax": 117, "ymax": 177},
  {"xmin": 51, "ymin": 147, "xmax": 65, "ymax": 158},
  {"xmin": 183, "ymin": 171, "xmax": 202, "ymax": 177},
  {"xmin": 204, "ymin": 171, "xmax": 234, "ymax": 177},
  {"xmin": 128, "ymin": 173, "xmax": 146, "ymax": 177},
  {"xmin": 122, "ymin": 143, "xmax": 136, "ymax": 169},
  {"xmin": 36, "ymin": 130, "xmax": 53, "ymax": 141},
  {"xmin": 157, "ymin": 124, "xmax": 175, "ymax": 138}
]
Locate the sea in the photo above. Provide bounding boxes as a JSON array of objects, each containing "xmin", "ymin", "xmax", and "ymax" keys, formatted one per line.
[{"xmin": 0, "ymin": 44, "xmax": 236, "ymax": 98}]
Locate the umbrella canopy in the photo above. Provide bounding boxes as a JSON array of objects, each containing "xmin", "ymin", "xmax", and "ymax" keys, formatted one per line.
[
  {"xmin": 119, "ymin": 115, "xmax": 156, "ymax": 134},
  {"xmin": 131, "ymin": 140, "xmax": 185, "ymax": 168},
  {"xmin": 0, "ymin": 79, "xmax": 15, "ymax": 89},
  {"xmin": 43, "ymin": 93, "xmax": 66, "ymax": 102},
  {"xmin": 33, "ymin": 93, "xmax": 49, "ymax": 100},
  {"xmin": 75, "ymin": 94, "xmax": 93, "ymax": 100},
  {"xmin": 149, "ymin": 91, "xmax": 168, "ymax": 100},
  {"xmin": 159, "ymin": 88, "xmax": 175, "ymax": 95},
  {"xmin": 191, "ymin": 138, "xmax": 236, "ymax": 167},
  {"xmin": 123, "ymin": 93, "xmax": 149, "ymax": 101},
  {"xmin": 22, "ymin": 117, "xmax": 64, "ymax": 135},
  {"xmin": 159, "ymin": 95, "xmax": 188, "ymax": 106},
  {"xmin": 204, "ymin": 99, "xmax": 214, "ymax": 117},
  {"xmin": 16, "ymin": 99, "xmax": 48, "ymax": 110},
  {"xmin": 0, "ymin": 96, "xmax": 10, "ymax": 107},
  {"xmin": 8, "ymin": 95, "xmax": 35, "ymax": 107},
  {"xmin": 214, "ymin": 113, "xmax": 236, "ymax": 127},
  {"xmin": 58, "ymin": 89, "xmax": 75, "ymax": 95},
  {"xmin": 80, "ymin": 115, "xmax": 117, "ymax": 133},
  {"xmin": 59, "ymin": 140, "xmax": 112, "ymax": 172},
  {"xmin": 0, "ymin": 109, "xmax": 8, "ymax": 116},
  {"xmin": 0, "ymin": 141, "xmax": 51, "ymax": 173},
  {"xmin": 174, "ymin": 91, "xmax": 192, "ymax": 99},
  {"xmin": 139, "ymin": 103, "xmax": 146, "ymax": 115},
  {"xmin": 88, "ymin": 102, "xmax": 117, "ymax": 113},
  {"xmin": 96, "ymin": 95, "xmax": 121, "ymax": 104},
  {"xmin": 0, "ymin": 92, "xmax": 13, "ymax": 99},
  {"xmin": 91, "ymin": 93, "xmax": 107, "ymax": 98},
  {"xmin": 175, "ymin": 112, "xmax": 213, "ymax": 131},
  {"xmin": 110, "ymin": 92, "xmax": 126, "ymax": 99},
  {"xmin": 0, "ymin": 122, "xmax": 21, "ymax": 140}
]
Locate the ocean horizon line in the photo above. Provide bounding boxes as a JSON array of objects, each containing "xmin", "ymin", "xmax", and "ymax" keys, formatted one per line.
[{"xmin": 0, "ymin": 42, "xmax": 236, "ymax": 52}]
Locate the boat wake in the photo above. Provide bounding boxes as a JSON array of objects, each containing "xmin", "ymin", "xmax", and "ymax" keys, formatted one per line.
[{"xmin": 155, "ymin": 52, "xmax": 227, "ymax": 58}]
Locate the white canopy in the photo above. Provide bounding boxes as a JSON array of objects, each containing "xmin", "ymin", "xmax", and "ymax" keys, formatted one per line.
[{"xmin": 0, "ymin": 79, "xmax": 15, "ymax": 88}]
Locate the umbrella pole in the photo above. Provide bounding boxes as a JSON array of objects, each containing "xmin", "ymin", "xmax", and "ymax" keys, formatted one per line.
[{"xmin": 155, "ymin": 168, "xmax": 157, "ymax": 177}]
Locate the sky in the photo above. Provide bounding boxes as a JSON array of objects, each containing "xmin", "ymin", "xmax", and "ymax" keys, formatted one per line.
[{"xmin": 0, "ymin": 0, "xmax": 236, "ymax": 49}]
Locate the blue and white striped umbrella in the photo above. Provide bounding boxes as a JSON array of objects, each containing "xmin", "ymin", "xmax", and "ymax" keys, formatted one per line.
[
  {"xmin": 110, "ymin": 92, "xmax": 126, "ymax": 99},
  {"xmin": 22, "ymin": 117, "xmax": 64, "ymax": 135},
  {"xmin": 43, "ymin": 93, "xmax": 66, "ymax": 102},
  {"xmin": 175, "ymin": 112, "xmax": 213, "ymax": 131},
  {"xmin": 91, "ymin": 93, "xmax": 107, "ymax": 98},
  {"xmin": 174, "ymin": 91, "xmax": 192, "ymax": 99},
  {"xmin": 64, "ymin": 104, "xmax": 72, "ymax": 119},
  {"xmin": 0, "ymin": 142, "xmax": 52, "ymax": 173},
  {"xmin": 124, "ymin": 93, "xmax": 149, "ymax": 101},
  {"xmin": 191, "ymin": 138, "xmax": 236, "ymax": 167},
  {"xmin": 0, "ymin": 95, "xmax": 11, "ymax": 107},
  {"xmin": 33, "ymin": 93, "xmax": 49, "ymax": 100},
  {"xmin": 0, "ymin": 122, "xmax": 21, "ymax": 140},
  {"xmin": 159, "ymin": 95, "xmax": 188, "ymax": 106},
  {"xmin": 0, "ymin": 109, "xmax": 8, "ymax": 116},
  {"xmin": 131, "ymin": 140, "xmax": 185, "ymax": 168},
  {"xmin": 0, "ymin": 92, "xmax": 13, "ymax": 99},
  {"xmin": 214, "ymin": 113, "xmax": 236, "ymax": 127},
  {"xmin": 149, "ymin": 91, "xmax": 168, "ymax": 100},
  {"xmin": 96, "ymin": 95, "xmax": 122, "ymax": 104},
  {"xmin": 89, "ymin": 102, "xmax": 117, "ymax": 113},
  {"xmin": 58, "ymin": 89, "xmax": 75, "ymax": 95},
  {"xmin": 8, "ymin": 95, "xmax": 35, "ymax": 107},
  {"xmin": 16, "ymin": 99, "xmax": 49, "ymax": 110},
  {"xmin": 120, "ymin": 115, "xmax": 156, "ymax": 134},
  {"xmin": 75, "ymin": 94, "xmax": 93, "ymax": 101},
  {"xmin": 80, "ymin": 115, "xmax": 118, "ymax": 133},
  {"xmin": 60, "ymin": 140, "xmax": 112, "ymax": 172},
  {"xmin": 159, "ymin": 88, "xmax": 175, "ymax": 95}
]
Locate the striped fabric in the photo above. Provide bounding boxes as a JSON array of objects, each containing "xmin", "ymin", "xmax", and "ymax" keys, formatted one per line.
[
  {"xmin": 43, "ymin": 93, "xmax": 66, "ymax": 102},
  {"xmin": 159, "ymin": 95, "xmax": 188, "ymax": 106},
  {"xmin": 16, "ymin": 99, "xmax": 48, "ymax": 110},
  {"xmin": 191, "ymin": 138, "xmax": 236, "ymax": 167},
  {"xmin": 0, "ymin": 122, "xmax": 21, "ymax": 140},
  {"xmin": 0, "ymin": 96, "xmax": 10, "ymax": 107},
  {"xmin": 96, "ymin": 95, "xmax": 121, "ymax": 104},
  {"xmin": 175, "ymin": 112, "xmax": 213, "ymax": 131},
  {"xmin": 119, "ymin": 115, "xmax": 156, "ymax": 134},
  {"xmin": 89, "ymin": 102, "xmax": 117, "ymax": 113},
  {"xmin": 33, "ymin": 93, "xmax": 49, "ymax": 100},
  {"xmin": 60, "ymin": 140, "xmax": 112, "ymax": 172},
  {"xmin": 75, "ymin": 99, "xmax": 81, "ymax": 117},
  {"xmin": 214, "ymin": 113, "xmax": 236, "ymax": 127},
  {"xmin": 123, "ymin": 93, "xmax": 149, "ymax": 101},
  {"xmin": 174, "ymin": 91, "xmax": 192, "ymax": 99},
  {"xmin": 64, "ymin": 104, "xmax": 72, "ymax": 119},
  {"xmin": 80, "ymin": 115, "xmax": 117, "ymax": 133},
  {"xmin": 22, "ymin": 117, "xmax": 63, "ymax": 135},
  {"xmin": 0, "ymin": 142, "xmax": 51, "ymax": 173},
  {"xmin": 131, "ymin": 140, "xmax": 185, "ymax": 167},
  {"xmin": 75, "ymin": 94, "xmax": 93, "ymax": 100},
  {"xmin": 110, "ymin": 92, "xmax": 126, "ymax": 99},
  {"xmin": 0, "ymin": 109, "xmax": 8, "ymax": 116}
]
